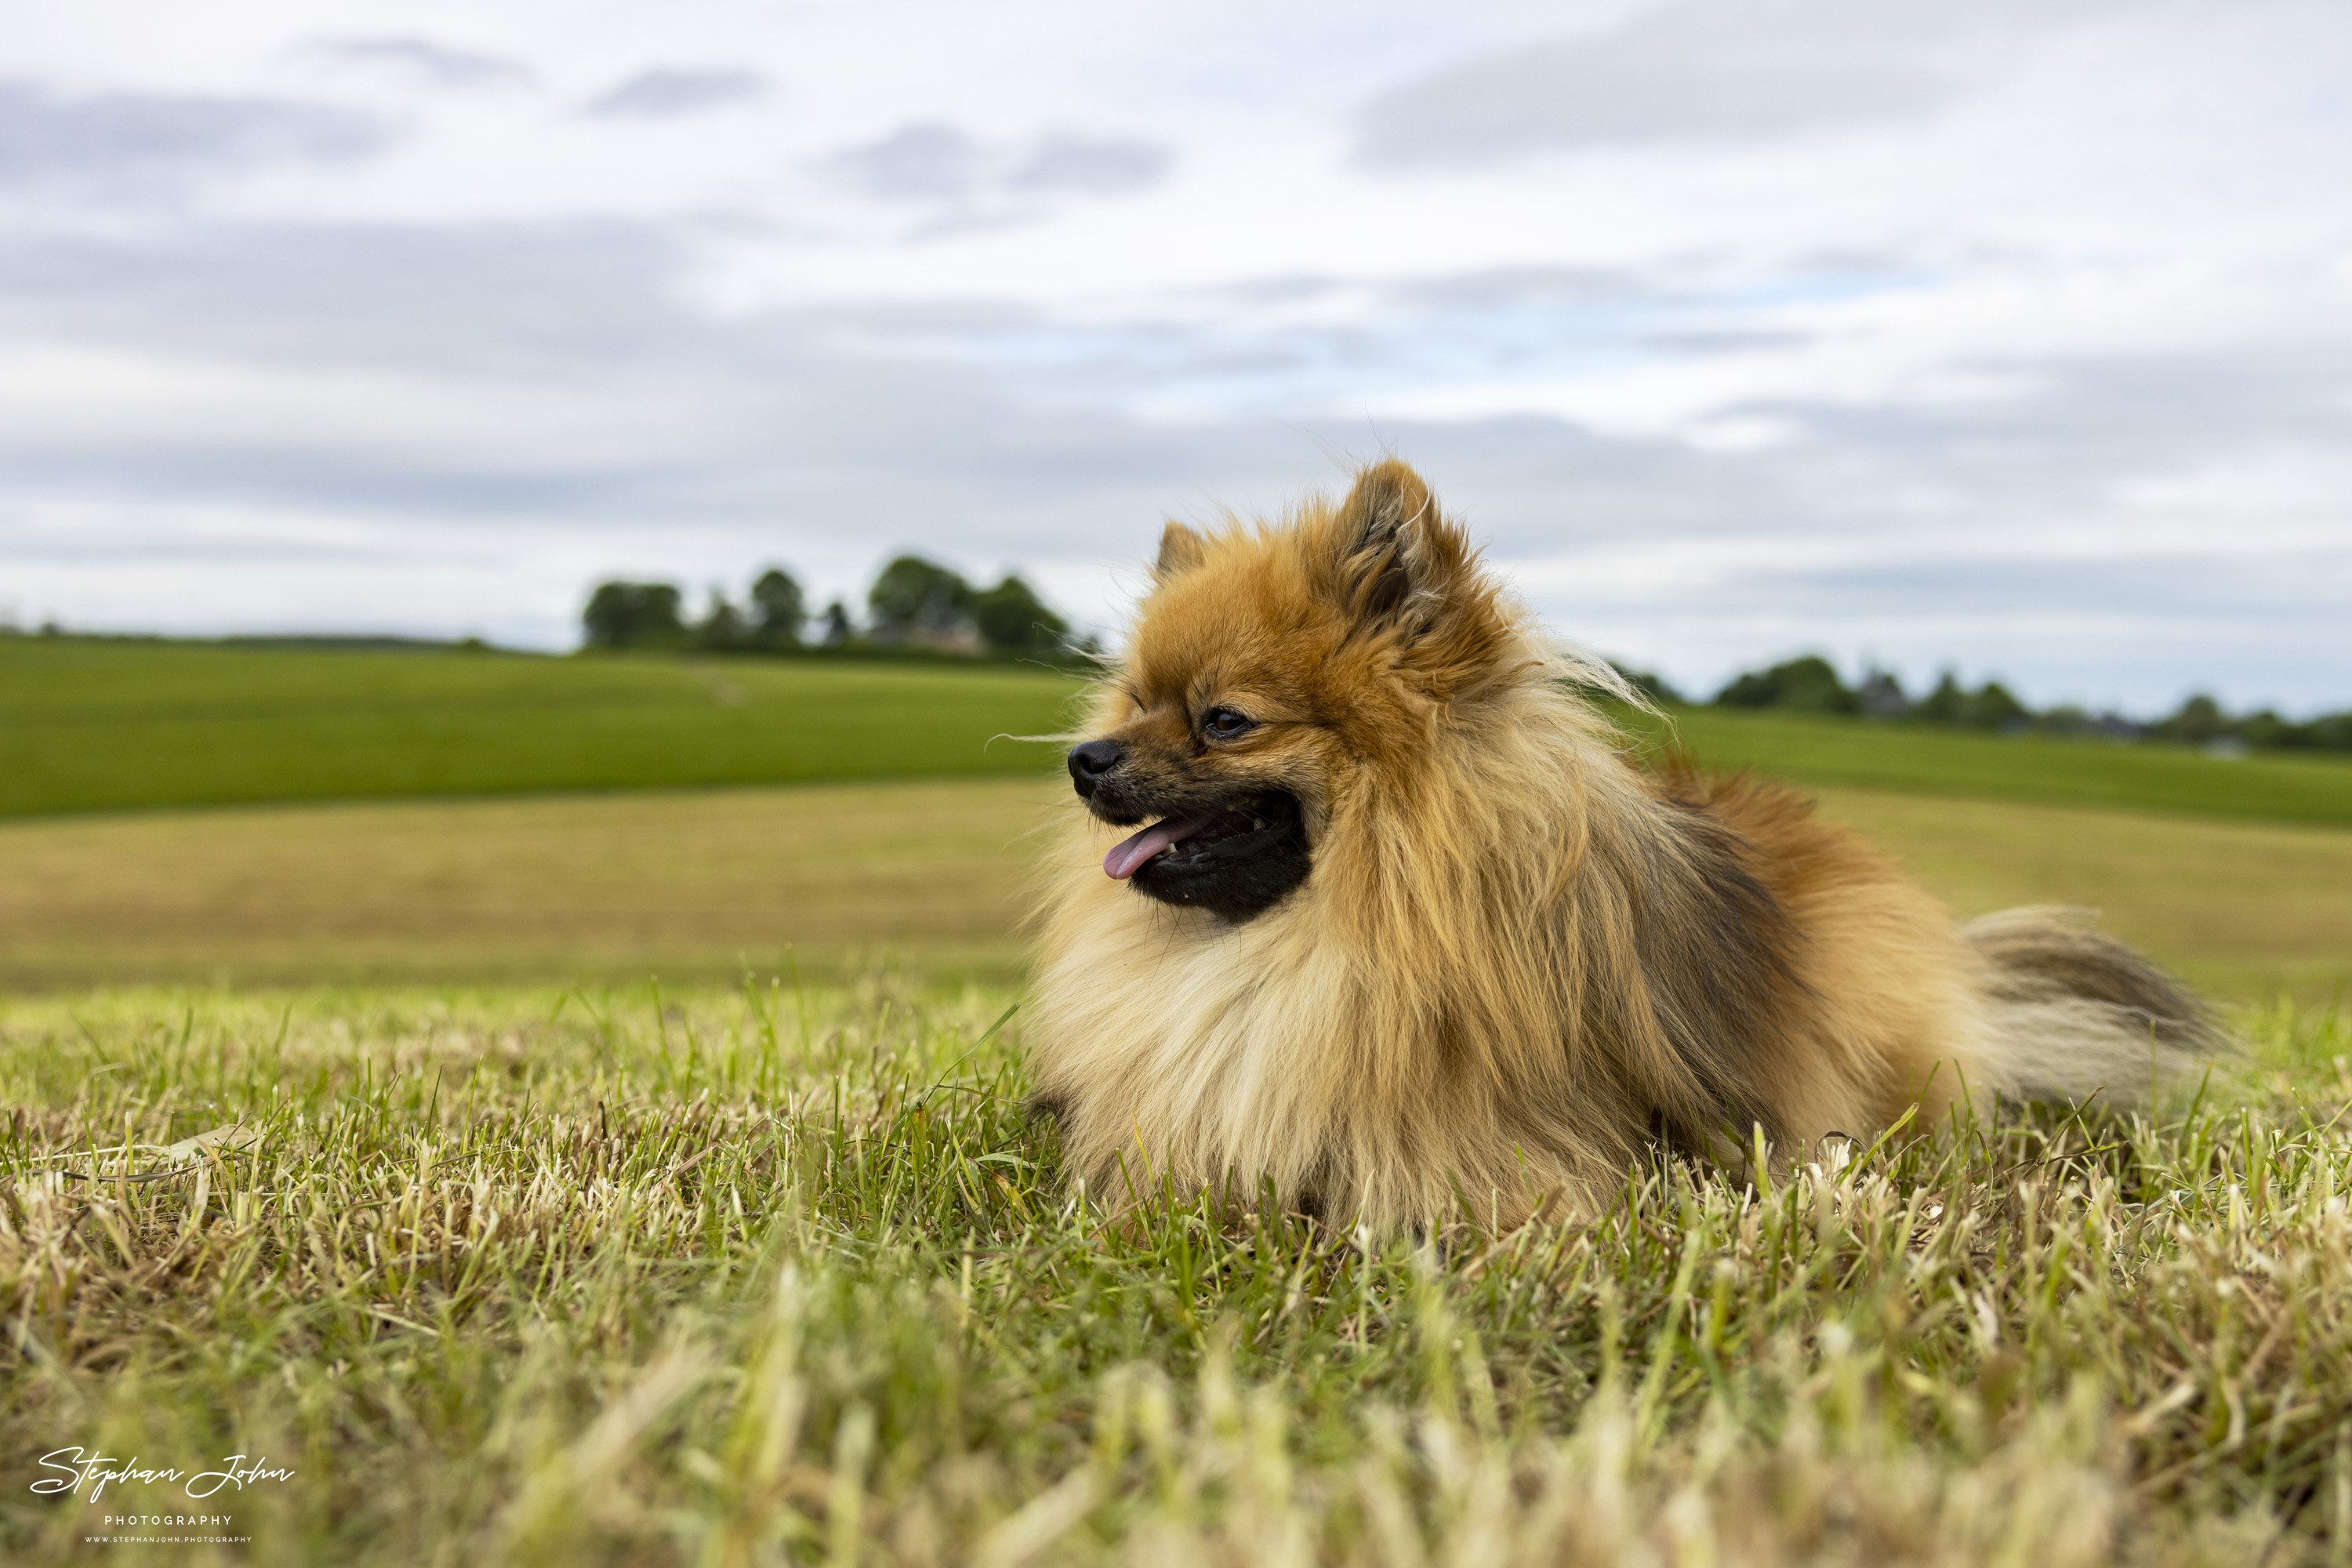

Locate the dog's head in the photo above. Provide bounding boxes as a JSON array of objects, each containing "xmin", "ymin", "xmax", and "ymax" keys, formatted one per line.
[{"xmin": 1069, "ymin": 459, "xmax": 1523, "ymax": 923}]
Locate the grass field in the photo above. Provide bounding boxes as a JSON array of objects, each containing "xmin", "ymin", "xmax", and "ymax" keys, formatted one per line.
[
  {"xmin": 3, "ymin": 777, "xmax": 2345, "ymax": 1002},
  {"xmin": 8, "ymin": 637, "xmax": 2350, "ymax": 827},
  {"xmin": 0, "ymin": 780, "xmax": 1060, "ymax": 988},
  {"xmin": 4, "ymin": 983, "xmax": 2349, "ymax": 1565},
  {"xmin": 0, "ymin": 639, "xmax": 1083, "ymax": 817},
  {"xmin": 1625, "ymin": 702, "xmax": 2352, "ymax": 827},
  {"xmin": 1807, "ymin": 789, "xmax": 2352, "ymax": 1005},
  {"xmin": 8, "ymin": 643, "xmax": 2352, "ymax": 1563}
]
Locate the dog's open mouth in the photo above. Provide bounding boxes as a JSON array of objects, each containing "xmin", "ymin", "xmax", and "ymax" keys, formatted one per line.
[{"xmin": 1103, "ymin": 792, "xmax": 1301, "ymax": 881}]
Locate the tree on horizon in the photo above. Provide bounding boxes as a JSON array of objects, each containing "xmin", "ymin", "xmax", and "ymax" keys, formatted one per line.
[
  {"xmin": 972, "ymin": 575, "xmax": 1069, "ymax": 657},
  {"xmin": 750, "ymin": 568, "xmax": 806, "ymax": 648},
  {"xmin": 867, "ymin": 557, "xmax": 976, "ymax": 648},
  {"xmin": 583, "ymin": 581, "xmax": 686, "ymax": 650}
]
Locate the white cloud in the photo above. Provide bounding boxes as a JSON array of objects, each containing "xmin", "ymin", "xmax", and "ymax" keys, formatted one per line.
[
  {"xmin": 297, "ymin": 35, "xmax": 536, "ymax": 92},
  {"xmin": 586, "ymin": 67, "xmax": 766, "ymax": 119},
  {"xmin": 0, "ymin": 78, "xmax": 388, "ymax": 196}
]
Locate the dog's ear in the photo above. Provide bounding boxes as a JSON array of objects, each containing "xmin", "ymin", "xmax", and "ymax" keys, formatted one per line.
[
  {"xmin": 1329, "ymin": 459, "xmax": 1472, "ymax": 621},
  {"xmin": 1327, "ymin": 460, "xmax": 1508, "ymax": 686},
  {"xmin": 1153, "ymin": 522, "xmax": 1208, "ymax": 585}
]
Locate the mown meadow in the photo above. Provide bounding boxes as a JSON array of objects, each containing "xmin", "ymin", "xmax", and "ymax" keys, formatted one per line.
[{"xmin": 3, "ymin": 637, "xmax": 2350, "ymax": 1563}]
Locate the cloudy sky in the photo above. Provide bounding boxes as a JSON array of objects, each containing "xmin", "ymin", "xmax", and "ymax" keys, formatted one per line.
[{"xmin": 4, "ymin": 0, "xmax": 2348, "ymax": 711}]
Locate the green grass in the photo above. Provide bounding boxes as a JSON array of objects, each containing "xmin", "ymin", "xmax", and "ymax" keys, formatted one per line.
[
  {"xmin": 9, "ymin": 637, "xmax": 2350, "ymax": 826},
  {"xmin": 0, "ymin": 639, "xmax": 1081, "ymax": 818},
  {"xmin": 1629, "ymin": 702, "xmax": 2352, "ymax": 826},
  {"xmin": 5, "ymin": 980, "xmax": 2351, "ymax": 1564}
]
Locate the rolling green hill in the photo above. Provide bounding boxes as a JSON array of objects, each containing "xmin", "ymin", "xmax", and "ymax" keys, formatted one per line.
[
  {"xmin": 1618, "ymin": 702, "xmax": 2352, "ymax": 826},
  {"xmin": 4, "ymin": 636, "xmax": 2347, "ymax": 824},
  {"xmin": 0, "ymin": 637, "xmax": 1084, "ymax": 817}
]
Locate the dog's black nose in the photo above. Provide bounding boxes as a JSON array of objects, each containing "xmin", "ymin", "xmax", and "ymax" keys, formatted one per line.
[{"xmin": 1067, "ymin": 740, "xmax": 1122, "ymax": 797}]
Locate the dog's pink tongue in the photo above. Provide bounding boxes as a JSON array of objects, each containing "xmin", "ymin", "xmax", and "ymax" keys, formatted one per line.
[{"xmin": 1104, "ymin": 815, "xmax": 1208, "ymax": 880}]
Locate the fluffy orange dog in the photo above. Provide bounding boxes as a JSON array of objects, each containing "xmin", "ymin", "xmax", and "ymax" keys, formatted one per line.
[{"xmin": 1028, "ymin": 460, "xmax": 2214, "ymax": 1232}]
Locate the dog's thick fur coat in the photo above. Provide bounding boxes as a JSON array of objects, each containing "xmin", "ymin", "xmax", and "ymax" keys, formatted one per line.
[{"xmin": 1029, "ymin": 461, "xmax": 2216, "ymax": 1232}]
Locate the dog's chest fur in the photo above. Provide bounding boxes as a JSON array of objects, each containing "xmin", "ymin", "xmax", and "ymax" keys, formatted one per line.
[{"xmin": 1029, "ymin": 869, "xmax": 1373, "ymax": 1203}]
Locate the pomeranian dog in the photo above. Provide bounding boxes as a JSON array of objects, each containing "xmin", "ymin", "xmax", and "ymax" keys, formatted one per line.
[{"xmin": 1028, "ymin": 460, "xmax": 2217, "ymax": 1232}]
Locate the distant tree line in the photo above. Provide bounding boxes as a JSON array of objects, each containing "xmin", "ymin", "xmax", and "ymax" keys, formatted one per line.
[
  {"xmin": 1690, "ymin": 654, "xmax": 2352, "ymax": 753},
  {"xmin": 581, "ymin": 556, "xmax": 1083, "ymax": 661},
  {"xmin": 2148, "ymin": 693, "xmax": 2352, "ymax": 753}
]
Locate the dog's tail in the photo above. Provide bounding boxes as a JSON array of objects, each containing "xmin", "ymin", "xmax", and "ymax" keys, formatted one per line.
[{"xmin": 1963, "ymin": 906, "xmax": 2226, "ymax": 1106}]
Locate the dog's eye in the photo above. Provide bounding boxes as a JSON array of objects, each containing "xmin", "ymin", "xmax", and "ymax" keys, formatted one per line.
[{"xmin": 1203, "ymin": 706, "xmax": 1255, "ymax": 739}]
